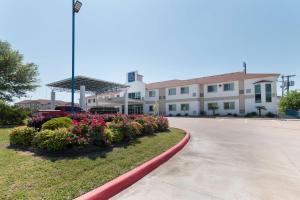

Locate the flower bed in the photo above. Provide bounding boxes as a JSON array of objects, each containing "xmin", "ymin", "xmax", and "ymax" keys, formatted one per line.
[{"xmin": 10, "ymin": 114, "xmax": 169, "ymax": 151}]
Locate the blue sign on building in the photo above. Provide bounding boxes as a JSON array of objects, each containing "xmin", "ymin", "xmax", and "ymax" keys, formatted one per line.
[{"xmin": 128, "ymin": 72, "xmax": 135, "ymax": 82}]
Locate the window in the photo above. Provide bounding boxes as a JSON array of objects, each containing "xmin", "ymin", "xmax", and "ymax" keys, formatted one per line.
[
  {"xmin": 148, "ymin": 90, "xmax": 156, "ymax": 97},
  {"xmin": 255, "ymin": 84, "xmax": 261, "ymax": 103},
  {"xmin": 246, "ymin": 89, "xmax": 251, "ymax": 94},
  {"xmin": 168, "ymin": 88, "xmax": 176, "ymax": 95},
  {"xmin": 181, "ymin": 104, "xmax": 189, "ymax": 111},
  {"xmin": 208, "ymin": 103, "xmax": 218, "ymax": 110},
  {"xmin": 88, "ymin": 99, "xmax": 91, "ymax": 103},
  {"xmin": 169, "ymin": 104, "xmax": 177, "ymax": 111},
  {"xmin": 207, "ymin": 85, "xmax": 217, "ymax": 93},
  {"xmin": 180, "ymin": 87, "xmax": 189, "ymax": 94},
  {"xmin": 224, "ymin": 102, "xmax": 235, "ymax": 110},
  {"xmin": 93, "ymin": 99, "xmax": 95, "ymax": 103},
  {"xmin": 265, "ymin": 84, "xmax": 272, "ymax": 102},
  {"xmin": 223, "ymin": 83, "xmax": 235, "ymax": 91},
  {"xmin": 128, "ymin": 92, "xmax": 141, "ymax": 100},
  {"xmin": 149, "ymin": 105, "xmax": 154, "ymax": 112}
]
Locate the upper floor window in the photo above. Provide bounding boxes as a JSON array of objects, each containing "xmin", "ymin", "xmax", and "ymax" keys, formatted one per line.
[
  {"xmin": 148, "ymin": 90, "xmax": 156, "ymax": 97},
  {"xmin": 168, "ymin": 88, "xmax": 176, "ymax": 95},
  {"xmin": 255, "ymin": 84, "xmax": 261, "ymax": 103},
  {"xmin": 88, "ymin": 99, "xmax": 91, "ymax": 103},
  {"xmin": 128, "ymin": 92, "xmax": 141, "ymax": 100},
  {"xmin": 224, "ymin": 102, "xmax": 235, "ymax": 110},
  {"xmin": 180, "ymin": 87, "xmax": 189, "ymax": 94},
  {"xmin": 169, "ymin": 104, "xmax": 177, "ymax": 111},
  {"xmin": 93, "ymin": 99, "xmax": 95, "ymax": 103},
  {"xmin": 265, "ymin": 84, "xmax": 272, "ymax": 102},
  {"xmin": 207, "ymin": 85, "xmax": 217, "ymax": 93},
  {"xmin": 223, "ymin": 83, "xmax": 235, "ymax": 91},
  {"xmin": 181, "ymin": 104, "xmax": 189, "ymax": 111}
]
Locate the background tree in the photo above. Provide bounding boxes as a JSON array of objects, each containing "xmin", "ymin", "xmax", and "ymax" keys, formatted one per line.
[
  {"xmin": 153, "ymin": 101, "xmax": 159, "ymax": 116},
  {"xmin": 0, "ymin": 40, "xmax": 39, "ymax": 102},
  {"xmin": 279, "ymin": 90, "xmax": 300, "ymax": 112}
]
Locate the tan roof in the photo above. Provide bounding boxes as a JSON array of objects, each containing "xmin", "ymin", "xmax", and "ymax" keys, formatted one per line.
[
  {"xmin": 16, "ymin": 99, "xmax": 72, "ymax": 106},
  {"xmin": 146, "ymin": 72, "xmax": 280, "ymax": 89}
]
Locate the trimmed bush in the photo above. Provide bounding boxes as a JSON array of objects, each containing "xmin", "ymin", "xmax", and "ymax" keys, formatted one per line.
[
  {"xmin": 128, "ymin": 121, "xmax": 143, "ymax": 137},
  {"xmin": 42, "ymin": 117, "xmax": 72, "ymax": 130},
  {"xmin": 266, "ymin": 112, "xmax": 276, "ymax": 118},
  {"xmin": 104, "ymin": 128, "xmax": 124, "ymax": 144},
  {"xmin": 156, "ymin": 116, "xmax": 169, "ymax": 132},
  {"xmin": 136, "ymin": 116, "xmax": 158, "ymax": 134},
  {"xmin": 33, "ymin": 128, "xmax": 70, "ymax": 151},
  {"xmin": 10, "ymin": 126, "xmax": 37, "ymax": 147}
]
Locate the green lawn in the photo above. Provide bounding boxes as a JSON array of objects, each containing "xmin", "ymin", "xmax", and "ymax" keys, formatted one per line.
[{"xmin": 0, "ymin": 127, "xmax": 185, "ymax": 200}]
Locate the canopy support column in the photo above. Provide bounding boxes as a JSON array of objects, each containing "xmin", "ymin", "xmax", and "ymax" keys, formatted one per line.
[
  {"xmin": 51, "ymin": 90, "xmax": 56, "ymax": 109},
  {"xmin": 124, "ymin": 88, "xmax": 128, "ymax": 115},
  {"xmin": 80, "ymin": 85, "xmax": 86, "ymax": 110}
]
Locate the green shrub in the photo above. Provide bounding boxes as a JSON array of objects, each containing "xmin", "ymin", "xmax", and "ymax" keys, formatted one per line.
[
  {"xmin": 33, "ymin": 128, "xmax": 70, "ymax": 151},
  {"xmin": 42, "ymin": 117, "xmax": 72, "ymax": 130},
  {"xmin": 266, "ymin": 112, "xmax": 276, "ymax": 118},
  {"xmin": 245, "ymin": 112, "xmax": 257, "ymax": 117},
  {"xmin": 0, "ymin": 100, "xmax": 30, "ymax": 125},
  {"xmin": 104, "ymin": 127, "xmax": 124, "ymax": 144},
  {"xmin": 9, "ymin": 126, "xmax": 37, "ymax": 147}
]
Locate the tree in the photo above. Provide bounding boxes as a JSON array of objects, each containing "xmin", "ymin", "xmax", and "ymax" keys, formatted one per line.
[
  {"xmin": 279, "ymin": 90, "xmax": 300, "ymax": 112},
  {"xmin": 209, "ymin": 103, "xmax": 219, "ymax": 116},
  {"xmin": 0, "ymin": 40, "xmax": 39, "ymax": 102},
  {"xmin": 153, "ymin": 101, "xmax": 159, "ymax": 116}
]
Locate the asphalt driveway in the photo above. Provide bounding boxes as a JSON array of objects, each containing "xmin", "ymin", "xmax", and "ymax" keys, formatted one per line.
[{"xmin": 113, "ymin": 118, "xmax": 300, "ymax": 200}]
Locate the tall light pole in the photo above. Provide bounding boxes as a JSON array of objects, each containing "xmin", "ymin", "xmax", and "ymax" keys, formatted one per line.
[{"xmin": 71, "ymin": 0, "xmax": 82, "ymax": 112}]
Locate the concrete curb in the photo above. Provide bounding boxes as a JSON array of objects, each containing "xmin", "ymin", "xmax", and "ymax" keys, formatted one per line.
[{"xmin": 74, "ymin": 131, "xmax": 190, "ymax": 200}]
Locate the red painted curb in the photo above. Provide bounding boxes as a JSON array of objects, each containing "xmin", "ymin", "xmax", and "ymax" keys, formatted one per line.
[{"xmin": 74, "ymin": 131, "xmax": 190, "ymax": 200}]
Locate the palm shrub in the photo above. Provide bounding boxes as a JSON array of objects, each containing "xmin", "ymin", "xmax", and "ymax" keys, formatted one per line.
[
  {"xmin": 41, "ymin": 117, "xmax": 72, "ymax": 130},
  {"xmin": 10, "ymin": 126, "xmax": 37, "ymax": 147}
]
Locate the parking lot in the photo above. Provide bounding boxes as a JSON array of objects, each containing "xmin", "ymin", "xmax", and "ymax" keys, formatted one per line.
[{"xmin": 114, "ymin": 117, "xmax": 300, "ymax": 200}]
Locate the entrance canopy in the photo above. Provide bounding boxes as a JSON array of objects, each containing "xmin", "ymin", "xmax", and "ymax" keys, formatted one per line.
[{"xmin": 47, "ymin": 75, "xmax": 128, "ymax": 94}]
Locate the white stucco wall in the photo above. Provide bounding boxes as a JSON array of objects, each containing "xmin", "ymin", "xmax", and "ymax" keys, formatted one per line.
[
  {"xmin": 204, "ymin": 99, "xmax": 240, "ymax": 115},
  {"xmin": 165, "ymin": 84, "xmax": 199, "ymax": 100},
  {"xmin": 145, "ymin": 89, "xmax": 159, "ymax": 101},
  {"xmin": 244, "ymin": 76, "xmax": 278, "ymax": 114},
  {"xmin": 204, "ymin": 81, "xmax": 239, "ymax": 98},
  {"xmin": 166, "ymin": 100, "xmax": 199, "ymax": 116}
]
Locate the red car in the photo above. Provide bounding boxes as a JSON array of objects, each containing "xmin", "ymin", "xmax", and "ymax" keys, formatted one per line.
[{"xmin": 37, "ymin": 106, "xmax": 85, "ymax": 118}]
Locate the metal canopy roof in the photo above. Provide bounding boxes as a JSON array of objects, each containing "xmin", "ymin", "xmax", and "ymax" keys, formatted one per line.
[{"xmin": 47, "ymin": 75, "xmax": 128, "ymax": 94}]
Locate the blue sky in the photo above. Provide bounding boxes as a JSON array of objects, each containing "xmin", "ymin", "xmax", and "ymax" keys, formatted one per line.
[{"xmin": 1, "ymin": 0, "xmax": 299, "ymax": 103}]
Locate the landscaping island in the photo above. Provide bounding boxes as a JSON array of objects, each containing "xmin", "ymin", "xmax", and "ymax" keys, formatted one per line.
[{"xmin": 0, "ymin": 114, "xmax": 185, "ymax": 200}]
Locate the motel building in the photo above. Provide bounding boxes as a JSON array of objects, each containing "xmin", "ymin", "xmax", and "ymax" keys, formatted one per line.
[{"xmin": 85, "ymin": 70, "xmax": 280, "ymax": 116}]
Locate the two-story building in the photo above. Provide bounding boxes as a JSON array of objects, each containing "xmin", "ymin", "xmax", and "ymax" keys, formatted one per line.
[{"xmin": 86, "ymin": 70, "xmax": 279, "ymax": 116}]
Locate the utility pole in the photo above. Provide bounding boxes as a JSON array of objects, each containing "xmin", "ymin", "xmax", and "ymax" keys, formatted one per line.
[
  {"xmin": 281, "ymin": 75, "xmax": 296, "ymax": 96},
  {"xmin": 286, "ymin": 75, "xmax": 296, "ymax": 94},
  {"xmin": 281, "ymin": 76, "xmax": 284, "ymax": 97}
]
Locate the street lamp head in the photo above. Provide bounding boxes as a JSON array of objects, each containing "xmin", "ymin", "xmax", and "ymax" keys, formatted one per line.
[{"xmin": 74, "ymin": 1, "xmax": 82, "ymax": 13}]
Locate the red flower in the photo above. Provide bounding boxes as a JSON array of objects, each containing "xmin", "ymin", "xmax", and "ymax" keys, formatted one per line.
[{"xmin": 66, "ymin": 137, "xmax": 72, "ymax": 142}]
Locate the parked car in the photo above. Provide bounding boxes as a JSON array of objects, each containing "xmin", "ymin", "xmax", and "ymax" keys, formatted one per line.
[
  {"xmin": 37, "ymin": 106, "xmax": 85, "ymax": 118},
  {"xmin": 55, "ymin": 106, "xmax": 84, "ymax": 113}
]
